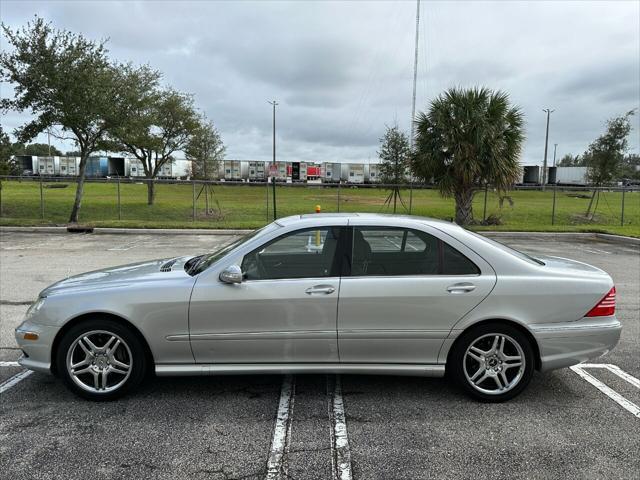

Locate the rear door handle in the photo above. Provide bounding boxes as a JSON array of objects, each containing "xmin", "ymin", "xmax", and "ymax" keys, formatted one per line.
[
  {"xmin": 446, "ymin": 283, "xmax": 476, "ymax": 294},
  {"xmin": 305, "ymin": 285, "xmax": 336, "ymax": 295}
]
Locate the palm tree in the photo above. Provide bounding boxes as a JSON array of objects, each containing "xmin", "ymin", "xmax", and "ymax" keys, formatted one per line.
[{"xmin": 411, "ymin": 87, "xmax": 525, "ymax": 225}]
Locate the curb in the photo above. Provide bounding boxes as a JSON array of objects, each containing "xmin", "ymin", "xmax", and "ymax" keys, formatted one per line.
[
  {"xmin": 0, "ymin": 226, "xmax": 252, "ymax": 235},
  {"xmin": 482, "ymin": 231, "xmax": 640, "ymax": 246},
  {"xmin": 1, "ymin": 226, "xmax": 638, "ymax": 245}
]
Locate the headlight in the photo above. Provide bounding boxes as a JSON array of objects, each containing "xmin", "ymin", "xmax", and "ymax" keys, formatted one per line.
[{"xmin": 25, "ymin": 297, "xmax": 46, "ymax": 318}]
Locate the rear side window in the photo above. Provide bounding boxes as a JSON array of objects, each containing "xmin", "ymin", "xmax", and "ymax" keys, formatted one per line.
[{"xmin": 351, "ymin": 227, "xmax": 479, "ymax": 276}]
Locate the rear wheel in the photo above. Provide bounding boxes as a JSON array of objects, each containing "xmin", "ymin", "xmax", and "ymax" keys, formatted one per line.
[
  {"xmin": 449, "ymin": 323, "xmax": 535, "ymax": 402},
  {"xmin": 56, "ymin": 319, "xmax": 147, "ymax": 401}
]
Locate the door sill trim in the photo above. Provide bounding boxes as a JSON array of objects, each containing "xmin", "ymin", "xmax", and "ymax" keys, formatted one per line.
[{"xmin": 155, "ymin": 363, "xmax": 445, "ymax": 377}]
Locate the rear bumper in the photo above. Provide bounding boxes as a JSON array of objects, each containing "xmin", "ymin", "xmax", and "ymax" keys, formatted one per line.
[{"xmin": 530, "ymin": 316, "xmax": 622, "ymax": 372}]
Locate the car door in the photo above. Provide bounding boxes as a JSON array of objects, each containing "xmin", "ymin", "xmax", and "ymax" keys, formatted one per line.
[
  {"xmin": 189, "ymin": 226, "xmax": 345, "ymax": 364},
  {"xmin": 337, "ymin": 224, "xmax": 496, "ymax": 364}
]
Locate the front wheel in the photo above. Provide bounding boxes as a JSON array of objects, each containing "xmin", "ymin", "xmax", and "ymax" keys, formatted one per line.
[
  {"xmin": 56, "ymin": 319, "xmax": 147, "ymax": 401},
  {"xmin": 449, "ymin": 323, "xmax": 535, "ymax": 402}
]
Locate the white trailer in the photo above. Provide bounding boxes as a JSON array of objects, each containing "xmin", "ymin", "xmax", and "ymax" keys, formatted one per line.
[
  {"xmin": 555, "ymin": 166, "xmax": 589, "ymax": 185},
  {"xmin": 248, "ymin": 161, "xmax": 266, "ymax": 181},
  {"xmin": 343, "ymin": 163, "xmax": 365, "ymax": 184},
  {"xmin": 129, "ymin": 159, "xmax": 146, "ymax": 177},
  {"xmin": 322, "ymin": 162, "xmax": 341, "ymax": 183},
  {"xmin": 37, "ymin": 156, "xmax": 57, "ymax": 176},
  {"xmin": 59, "ymin": 157, "xmax": 80, "ymax": 176},
  {"xmin": 223, "ymin": 160, "xmax": 242, "ymax": 181},
  {"xmin": 366, "ymin": 164, "xmax": 381, "ymax": 183}
]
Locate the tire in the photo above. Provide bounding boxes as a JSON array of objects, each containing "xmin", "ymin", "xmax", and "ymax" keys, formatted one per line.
[
  {"xmin": 449, "ymin": 323, "xmax": 535, "ymax": 402},
  {"xmin": 55, "ymin": 318, "xmax": 148, "ymax": 401}
]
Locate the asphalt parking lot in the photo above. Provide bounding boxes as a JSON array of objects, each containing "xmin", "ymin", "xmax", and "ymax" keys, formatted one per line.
[{"xmin": 1, "ymin": 230, "xmax": 638, "ymax": 480}]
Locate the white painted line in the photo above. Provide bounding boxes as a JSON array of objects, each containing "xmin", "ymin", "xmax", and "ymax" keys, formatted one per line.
[
  {"xmin": 0, "ymin": 361, "xmax": 20, "ymax": 367},
  {"xmin": 605, "ymin": 364, "xmax": 640, "ymax": 390},
  {"xmin": 0, "ymin": 369, "xmax": 33, "ymax": 394},
  {"xmin": 265, "ymin": 375, "xmax": 295, "ymax": 480},
  {"xmin": 570, "ymin": 365, "xmax": 640, "ymax": 419},
  {"xmin": 579, "ymin": 363, "xmax": 640, "ymax": 390},
  {"xmin": 328, "ymin": 375, "xmax": 353, "ymax": 480},
  {"xmin": 582, "ymin": 247, "xmax": 611, "ymax": 255}
]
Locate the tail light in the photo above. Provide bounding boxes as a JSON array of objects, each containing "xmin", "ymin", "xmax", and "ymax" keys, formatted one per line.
[{"xmin": 586, "ymin": 286, "xmax": 616, "ymax": 317}]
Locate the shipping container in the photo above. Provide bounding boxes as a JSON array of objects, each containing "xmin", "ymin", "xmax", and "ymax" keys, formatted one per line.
[
  {"xmin": 248, "ymin": 161, "xmax": 266, "ymax": 181},
  {"xmin": 522, "ymin": 166, "xmax": 541, "ymax": 184},
  {"xmin": 15, "ymin": 155, "xmax": 37, "ymax": 175},
  {"xmin": 343, "ymin": 163, "xmax": 365, "ymax": 183},
  {"xmin": 223, "ymin": 160, "xmax": 242, "ymax": 181},
  {"xmin": 59, "ymin": 157, "xmax": 80, "ymax": 176},
  {"xmin": 555, "ymin": 166, "xmax": 589, "ymax": 185},
  {"xmin": 365, "ymin": 164, "xmax": 381, "ymax": 183},
  {"xmin": 108, "ymin": 157, "xmax": 126, "ymax": 177},
  {"xmin": 86, "ymin": 156, "xmax": 109, "ymax": 177},
  {"xmin": 322, "ymin": 162, "xmax": 341, "ymax": 183},
  {"xmin": 306, "ymin": 163, "xmax": 322, "ymax": 180},
  {"xmin": 36, "ymin": 156, "xmax": 57, "ymax": 176},
  {"xmin": 129, "ymin": 158, "xmax": 146, "ymax": 177}
]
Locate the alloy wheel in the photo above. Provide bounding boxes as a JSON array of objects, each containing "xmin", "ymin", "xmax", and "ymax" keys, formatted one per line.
[
  {"xmin": 463, "ymin": 333, "xmax": 525, "ymax": 395},
  {"xmin": 65, "ymin": 330, "xmax": 133, "ymax": 394}
]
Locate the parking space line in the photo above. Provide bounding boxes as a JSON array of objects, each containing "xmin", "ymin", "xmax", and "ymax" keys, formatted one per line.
[
  {"xmin": 570, "ymin": 365, "xmax": 640, "ymax": 419},
  {"xmin": 0, "ymin": 370, "xmax": 33, "ymax": 394},
  {"xmin": 328, "ymin": 375, "xmax": 353, "ymax": 480},
  {"xmin": 265, "ymin": 375, "xmax": 296, "ymax": 480},
  {"xmin": 579, "ymin": 363, "xmax": 640, "ymax": 390},
  {"xmin": 0, "ymin": 361, "xmax": 20, "ymax": 367}
]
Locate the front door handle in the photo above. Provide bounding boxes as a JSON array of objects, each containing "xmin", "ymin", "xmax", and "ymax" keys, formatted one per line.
[
  {"xmin": 446, "ymin": 283, "xmax": 476, "ymax": 294},
  {"xmin": 305, "ymin": 285, "xmax": 336, "ymax": 295}
]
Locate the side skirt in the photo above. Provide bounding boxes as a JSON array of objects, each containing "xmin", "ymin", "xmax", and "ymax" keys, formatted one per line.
[{"xmin": 155, "ymin": 363, "xmax": 446, "ymax": 377}]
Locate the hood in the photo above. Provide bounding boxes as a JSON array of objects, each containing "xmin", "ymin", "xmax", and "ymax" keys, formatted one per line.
[
  {"xmin": 535, "ymin": 255, "xmax": 610, "ymax": 278},
  {"xmin": 40, "ymin": 256, "xmax": 195, "ymax": 297}
]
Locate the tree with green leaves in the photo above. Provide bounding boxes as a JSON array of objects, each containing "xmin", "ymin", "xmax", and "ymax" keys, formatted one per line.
[
  {"xmin": 0, "ymin": 17, "xmax": 122, "ymax": 223},
  {"xmin": 411, "ymin": 87, "xmax": 525, "ymax": 225},
  {"xmin": 557, "ymin": 154, "xmax": 584, "ymax": 167},
  {"xmin": 377, "ymin": 125, "xmax": 411, "ymax": 212},
  {"xmin": 583, "ymin": 110, "xmax": 635, "ymax": 218},
  {"xmin": 186, "ymin": 117, "xmax": 225, "ymax": 181},
  {"xmin": 16, "ymin": 143, "xmax": 63, "ymax": 156},
  {"xmin": 619, "ymin": 153, "xmax": 640, "ymax": 182},
  {"xmin": 0, "ymin": 126, "xmax": 21, "ymax": 175},
  {"xmin": 109, "ymin": 85, "xmax": 198, "ymax": 205},
  {"xmin": 185, "ymin": 116, "xmax": 225, "ymax": 216}
]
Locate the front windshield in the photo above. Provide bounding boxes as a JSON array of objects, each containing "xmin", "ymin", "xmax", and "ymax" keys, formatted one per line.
[
  {"xmin": 467, "ymin": 230, "xmax": 545, "ymax": 266},
  {"xmin": 187, "ymin": 223, "xmax": 281, "ymax": 275}
]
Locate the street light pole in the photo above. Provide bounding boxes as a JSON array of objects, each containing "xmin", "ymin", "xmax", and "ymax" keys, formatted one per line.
[
  {"xmin": 268, "ymin": 100, "xmax": 278, "ymax": 220},
  {"xmin": 553, "ymin": 143, "xmax": 558, "ymax": 167},
  {"xmin": 542, "ymin": 108, "xmax": 554, "ymax": 190}
]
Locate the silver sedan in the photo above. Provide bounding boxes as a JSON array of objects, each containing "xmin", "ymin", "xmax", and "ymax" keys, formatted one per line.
[{"xmin": 15, "ymin": 214, "xmax": 621, "ymax": 401}]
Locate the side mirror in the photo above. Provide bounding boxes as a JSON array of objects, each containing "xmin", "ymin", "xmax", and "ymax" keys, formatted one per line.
[{"xmin": 219, "ymin": 265, "xmax": 243, "ymax": 284}]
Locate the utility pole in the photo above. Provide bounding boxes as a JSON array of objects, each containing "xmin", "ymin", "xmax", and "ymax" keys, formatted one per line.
[
  {"xmin": 408, "ymin": 0, "xmax": 421, "ymax": 214},
  {"xmin": 268, "ymin": 100, "xmax": 278, "ymax": 220},
  {"xmin": 553, "ymin": 143, "xmax": 558, "ymax": 167},
  {"xmin": 47, "ymin": 128, "xmax": 51, "ymax": 156},
  {"xmin": 542, "ymin": 108, "xmax": 554, "ymax": 190}
]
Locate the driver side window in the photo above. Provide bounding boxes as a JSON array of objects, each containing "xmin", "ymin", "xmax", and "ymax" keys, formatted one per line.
[{"xmin": 241, "ymin": 227, "xmax": 341, "ymax": 280}]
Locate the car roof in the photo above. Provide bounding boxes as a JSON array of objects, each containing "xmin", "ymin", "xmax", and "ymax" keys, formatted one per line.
[{"xmin": 276, "ymin": 212, "xmax": 458, "ymax": 229}]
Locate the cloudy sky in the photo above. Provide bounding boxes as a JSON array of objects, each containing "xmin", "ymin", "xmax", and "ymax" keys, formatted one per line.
[{"xmin": 1, "ymin": 0, "xmax": 639, "ymax": 165}]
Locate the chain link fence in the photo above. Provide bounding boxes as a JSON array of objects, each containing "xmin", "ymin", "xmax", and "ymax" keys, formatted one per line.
[{"xmin": 0, "ymin": 176, "xmax": 638, "ymax": 232}]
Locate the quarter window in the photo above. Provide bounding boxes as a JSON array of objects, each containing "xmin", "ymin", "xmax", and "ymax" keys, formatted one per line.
[{"xmin": 242, "ymin": 227, "xmax": 341, "ymax": 280}]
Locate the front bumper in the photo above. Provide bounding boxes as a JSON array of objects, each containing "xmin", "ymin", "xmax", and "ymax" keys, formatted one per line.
[
  {"xmin": 15, "ymin": 320, "xmax": 60, "ymax": 374},
  {"xmin": 530, "ymin": 316, "xmax": 622, "ymax": 372}
]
